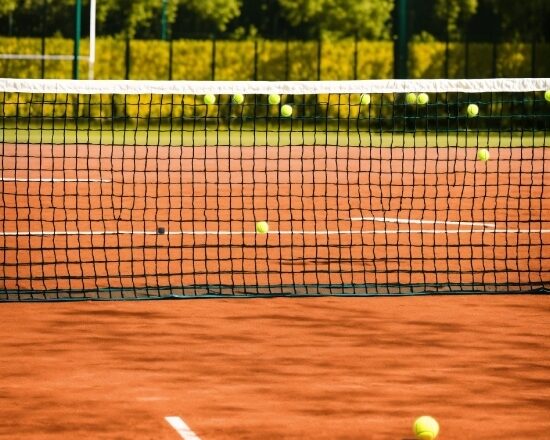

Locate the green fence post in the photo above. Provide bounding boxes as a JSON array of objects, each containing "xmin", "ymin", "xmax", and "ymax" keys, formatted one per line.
[
  {"xmin": 393, "ymin": 0, "xmax": 408, "ymax": 79},
  {"xmin": 161, "ymin": 0, "xmax": 168, "ymax": 41},
  {"xmin": 73, "ymin": 0, "xmax": 82, "ymax": 79}
]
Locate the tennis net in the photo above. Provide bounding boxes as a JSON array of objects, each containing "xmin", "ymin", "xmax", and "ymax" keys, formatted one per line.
[{"xmin": 1, "ymin": 78, "xmax": 549, "ymax": 300}]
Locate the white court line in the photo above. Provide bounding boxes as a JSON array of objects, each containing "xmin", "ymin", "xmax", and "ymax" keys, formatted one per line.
[
  {"xmin": 165, "ymin": 416, "xmax": 201, "ymax": 440},
  {"xmin": 352, "ymin": 216, "xmax": 496, "ymax": 228},
  {"xmin": 0, "ymin": 177, "xmax": 111, "ymax": 183},
  {"xmin": 2, "ymin": 228, "xmax": 549, "ymax": 237}
]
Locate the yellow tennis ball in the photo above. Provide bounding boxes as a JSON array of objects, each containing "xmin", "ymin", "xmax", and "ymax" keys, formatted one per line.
[
  {"xmin": 406, "ymin": 92, "xmax": 417, "ymax": 104},
  {"xmin": 268, "ymin": 94, "xmax": 281, "ymax": 105},
  {"xmin": 280, "ymin": 104, "xmax": 293, "ymax": 117},
  {"xmin": 417, "ymin": 93, "xmax": 429, "ymax": 105},
  {"xmin": 544, "ymin": 90, "xmax": 550, "ymax": 102},
  {"xmin": 477, "ymin": 148, "xmax": 490, "ymax": 162},
  {"xmin": 232, "ymin": 94, "xmax": 244, "ymax": 104},
  {"xmin": 255, "ymin": 221, "xmax": 269, "ymax": 234},
  {"xmin": 359, "ymin": 93, "xmax": 371, "ymax": 105},
  {"xmin": 204, "ymin": 94, "xmax": 216, "ymax": 105},
  {"xmin": 467, "ymin": 103, "xmax": 479, "ymax": 117},
  {"xmin": 413, "ymin": 416, "xmax": 439, "ymax": 440}
]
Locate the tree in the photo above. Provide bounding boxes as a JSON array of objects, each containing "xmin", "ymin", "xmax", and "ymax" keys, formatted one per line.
[
  {"xmin": 427, "ymin": 0, "xmax": 550, "ymax": 42},
  {"xmin": 0, "ymin": 0, "xmax": 18, "ymax": 16},
  {"xmin": 0, "ymin": 0, "xmax": 78, "ymax": 37},
  {"xmin": 483, "ymin": 0, "xmax": 550, "ymax": 41},
  {"xmin": 93, "ymin": 0, "xmax": 242, "ymax": 38},
  {"xmin": 182, "ymin": 0, "xmax": 241, "ymax": 32},
  {"xmin": 434, "ymin": 0, "xmax": 478, "ymax": 39},
  {"xmin": 0, "ymin": 0, "xmax": 242, "ymax": 38},
  {"xmin": 277, "ymin": 0, "xmax": 393, "ymax": 39},
  {"xmin": 97, "ymin": 0, "xmax": 165, "ymax": 37}
]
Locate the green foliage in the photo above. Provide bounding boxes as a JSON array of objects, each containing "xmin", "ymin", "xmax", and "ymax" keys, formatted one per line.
[
  {"xmin": 435, "ymin": 0, "xmax": 478, "ymax": 39},
  {"xmin": 277, "ymin": 0, "xmax": 393, "ymax": 39},
  {"xmin": 97, "ymin": 0, "xmax": 164, "ymax": 38},
  {"xmin": 171, "ymin": 40, "xmax": 213, "ymax": 79},
  {"xmin": 1, "ymin": 0, "xmax": 72, "ymax": 13},
  {"xmin": 1, "ymin": 0, "xmax": 549, "ymax": 43},
  {"xmin": 93, "ymin": 0, "xmax": 241, "ymax": 37},
  {"xmin": 0, "ymin": 0, "xmax": 18, "ymax": 15},
  {"xmin": 182, "ymin": 0, "xmax": 241, "ymax": 32},
  {"xmin": 483, "ymin": 0, "xmax": 550, "ymax": 42}
]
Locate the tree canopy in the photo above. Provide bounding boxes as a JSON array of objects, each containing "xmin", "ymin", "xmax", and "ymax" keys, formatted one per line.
[
  {"xmin": 0, "ymin": 0, "xmax": 548, "ymax": 42},
  {"xmin": 277, "ymin": 0, "xmax": 393, "ymax": 39}
]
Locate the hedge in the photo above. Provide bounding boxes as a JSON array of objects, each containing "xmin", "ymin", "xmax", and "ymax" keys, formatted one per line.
[{"xmin": 1, "ymin": 37, "xmax": 549, "ymax": 80}]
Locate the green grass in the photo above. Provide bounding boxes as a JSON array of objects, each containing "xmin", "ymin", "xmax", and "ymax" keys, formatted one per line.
[{"xmin": 1, "ymin": 120, "xmax": 547, "ymax": 148}]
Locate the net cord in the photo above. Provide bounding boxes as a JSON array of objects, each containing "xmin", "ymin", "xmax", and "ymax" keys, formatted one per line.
[{"xmin": 1, "ymin": 78, "xmax": 549, "ymax": 95}]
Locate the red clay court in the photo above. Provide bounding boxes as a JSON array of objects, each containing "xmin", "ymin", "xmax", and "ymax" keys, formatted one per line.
[
  {"xmin": 2, "ymin": 144, "xmax": 549, "ymax": 295},
  {"xmin": 1, "ymin": 141, "xmax": 549, "ymax": 439},
  {"xmin": 1, "ymin": 296, "xmax": 550, "ymax": 439}
]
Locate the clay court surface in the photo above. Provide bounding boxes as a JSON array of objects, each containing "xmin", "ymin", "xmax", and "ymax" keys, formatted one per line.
[
  {"xmin": 1, "ymin": 295, "xmax": 550, "ymax": 439},
  {"xmin": 1, "ymin": 142, "xmax": 550, "ymax": 438},
  {"xmin": 1, "ymin": 144, "xmax": 549, "ymax": 293}
]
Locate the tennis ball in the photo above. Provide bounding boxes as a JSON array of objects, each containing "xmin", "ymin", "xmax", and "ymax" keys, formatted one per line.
[
  {"xmin": 204, "ymin": 94, "xmax": 216, "ymax": 105},
  {"xmin": 280, "ymin": 104, "xmax": 293, "ymax": 117},
  {"xmin": 255, "ymin": 221, "xmax": 269, "ymax": 234},
  {"xmin": 406, "ymin": 92, "xmax": 417, "ymax": 105},
  {"xmin": 359, "ymin": 93, "xmax": 371, "ymax": 105},
  {"xmin": 545, "ymin": 90, "xmax": 550, "ymax": 102},
  {"xmin": 467, "ymin": 103, "xmax": 479, "ymax": 117},
  {"xmin": 417, "ymin": 93, "xmax": 429, "ymax": 105},
  {"xmin": 413, "ymin": 416, "xmax": 439, "ymax": 440},
  {"xmin": 477, "ymin": 148, "xmax": 490, "ymax": 162},
  {"xmin": 232, "ymin": 94, "xmax": 244, "ymax": 104},
  {"xmin": 268, "ymin": 94, "xmax": 281, "ymax": 105}
]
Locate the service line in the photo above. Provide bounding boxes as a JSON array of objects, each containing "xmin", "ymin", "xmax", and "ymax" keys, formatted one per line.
[
  {"xmin": 0, "ymin": 177, "xmax": 111, "ymax": 183},
  {"xmin": 165, "ymin": 417, "xmax": 202, "ymax": 440},
  {"xmin": 352, "ymin": 216, "xmax": 496, "ymax": 228},
  {"xmin": 2, "ymin": 228, "xmax": 550, "ymax": 237}
]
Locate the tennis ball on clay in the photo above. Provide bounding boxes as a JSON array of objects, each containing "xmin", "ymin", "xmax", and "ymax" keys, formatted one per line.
[
  {"xmin": 406, "ymin": 92, "xmax": 417, "ymax": 104},
  {"xmin": 545, "ymin": 90, "xmax": 550, "ymax": 102},
  {"xmin": 359, "ymin": 93, "xmax": 371, "ymax": 105},
  {"xmin": 268, "ymin": 94, "xmax": 281, "ymax": 105},
  {"xmin": 255, "ymin": 221, "xmax": 269, "ymax": 234},
  {"xmin": 417, "ymin": 93, "xmax": 429, "ymax": 105},
  {"xmin": 280, "ymin": 104, "xmax": 293, "ymax": 117},
  {"xmin": 203, "ymin": 94, "xmax": 216, "ymax": 105},
  {"xmin": 467, "ymin": 103, "xmax": 479, "ymax": 117},
  {"xmin": 413, "ymin": 416, "xmax": 439, "ymax": 440},
  {"xmin": 477, "ymin": 148, "xmax": 490, "ymax": 162},
  {"xmin": 231, "ymin": 94, "xmax": 244, "ymax": 104}
]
